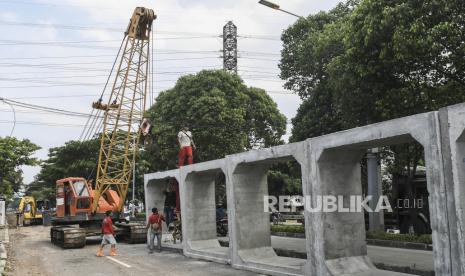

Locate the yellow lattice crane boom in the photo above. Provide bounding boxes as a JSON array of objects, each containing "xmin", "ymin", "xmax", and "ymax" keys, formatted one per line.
[{"xmin": 92, "ymin": 7, "xmax": 156, "ymax": 213}]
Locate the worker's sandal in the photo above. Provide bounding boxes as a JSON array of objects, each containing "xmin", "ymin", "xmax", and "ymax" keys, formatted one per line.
[
  {"xmin": 96, "ymin": 248, "xmax": 104, "ymax": 257},
  {"xmin": 110, "ymin": 248, "xmax": 117, "ymax": 256}
]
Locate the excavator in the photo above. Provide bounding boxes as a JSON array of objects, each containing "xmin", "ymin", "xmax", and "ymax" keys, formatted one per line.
[
  {"xmin": 50, "ymin": 7, "xmax": 156, "ymax": 249},
  {"xmin": 16, "ymin": 196, "xmax": 43, "ymax": 226}
]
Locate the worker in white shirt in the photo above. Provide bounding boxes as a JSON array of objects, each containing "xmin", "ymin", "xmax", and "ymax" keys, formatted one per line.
[{"xmin": 177, "ymin": 126, "xmax": 196, "ymax": 167}]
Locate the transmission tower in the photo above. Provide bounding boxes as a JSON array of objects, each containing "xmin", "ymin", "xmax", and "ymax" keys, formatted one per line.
[{"xmin": 223, "ymin": 21, "xmax": 237, "ymax": 73}]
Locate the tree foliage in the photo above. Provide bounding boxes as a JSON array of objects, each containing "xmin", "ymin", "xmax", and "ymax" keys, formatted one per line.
[
  {"xmin": 0, "ymin": 137, "xmax": 40, "ymax": 199},
  {"xmin": 145, "ymin": 70, "xmax": 287, "ymax": 171},
  {"xmin": 282, "ymin": 0, "xmax": 465, "ymax": 141},
  {"xmin": 29, "ymin": 139, "xmax": 100, "ymax": 200}
]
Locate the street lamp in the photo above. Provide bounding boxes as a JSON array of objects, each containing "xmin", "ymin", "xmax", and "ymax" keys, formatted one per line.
[{"xmin": 258, "ymin": 0, "xmax": 304, "ymax": 18}]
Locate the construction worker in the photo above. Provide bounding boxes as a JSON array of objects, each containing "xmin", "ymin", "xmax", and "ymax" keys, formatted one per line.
[
  {"xmin": 96, "ymin": 210, "xmax": 117, "ymax": 257},
  {"xmin": 177, "ymin": 126, "xmax": 196, "ymax": 167},
  {"xmin": 163, "ymin": 182, "xmax": 177, "ymax": 227},
  {"xmin": 146, "ymin": 207, "xmax": 165, "ymax": 253}
]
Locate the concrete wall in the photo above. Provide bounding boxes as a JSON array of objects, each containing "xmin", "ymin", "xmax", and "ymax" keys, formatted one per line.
[
  {"xmin": 307, "ymin": 111, "xmax": 451, "ymax": 276},
  {"xmin": 226, "ymin": 142, "xmax": 308, "ymax": 275},
  {"xmin": 179, "ymin": 159, "xmax": 229, "ymax": 263},
  {"xmin": 144, "ymin": 103, "xmax": 465, "ymax": 276},
  {"xmin": 438, "ymin": 104, "xmax": 465, "ymax": 276}
]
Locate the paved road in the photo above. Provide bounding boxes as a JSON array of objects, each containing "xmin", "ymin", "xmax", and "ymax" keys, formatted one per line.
[
  {"xmin": 5, "ymin": 226, "xmax": 259, "ymax": 276},
  {"xmin": 5, "ymin": 226, "xmax": 434, "ymax": 275},
  {"xmin": 269, "ymin": 236, "xmax": 434, "ymax": 272}
]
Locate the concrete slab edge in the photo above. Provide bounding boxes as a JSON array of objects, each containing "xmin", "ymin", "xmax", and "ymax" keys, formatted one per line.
[{"xmin": 184, "ymin": 251, "xmax": 230, "ymax": 264}]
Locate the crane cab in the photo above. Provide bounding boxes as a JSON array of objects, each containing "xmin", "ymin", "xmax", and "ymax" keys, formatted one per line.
[
  {"xmin": 55, "ymin": 177, "xmax": 92, "ymax": 219},
  {"xmin": 54, "ymin": 177, "xmax": 121, "ymax": 223}
]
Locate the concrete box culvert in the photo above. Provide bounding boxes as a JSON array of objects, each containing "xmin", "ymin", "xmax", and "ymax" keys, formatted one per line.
[
  {"xmin": 307, "ymin": 111, "xmax": 448, "ymax": 276},
  {"xmin": 226, "ymin": 142, "xmax": 309, "ymax": 276},
  {"xmin": 143, "ymin": 104, "xmax": 465, "ymax": 276},
  {"xmin": 180, "ymin": 159, "xmax": 230, "ymax": 264}
]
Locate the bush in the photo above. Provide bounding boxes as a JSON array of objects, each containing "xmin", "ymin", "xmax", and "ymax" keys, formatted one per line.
[
  {"xmin": 271, "ymin": 224, "xmax": 305, "ymax": 233},
  {"xmin": 366, "ymin": 231, "xmax": 432, "ymax": 244},
  {"xmin": 270, "ymin": 227, "xmax": 433, "ymax": 245},
  {"xmin": 135, "ymin": 212, "xmax": 146, "ymax": 218}
]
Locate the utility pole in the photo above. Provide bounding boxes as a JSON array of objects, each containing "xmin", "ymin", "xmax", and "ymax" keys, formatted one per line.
[{"xmin": 223, "ymin": 21, "xmax": 237, "ymax": 74}]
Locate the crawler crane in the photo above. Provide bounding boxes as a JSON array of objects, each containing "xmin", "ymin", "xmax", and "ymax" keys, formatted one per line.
[{"xmin": 50, "ymin": 7, "xmax": 156, "ymax": 248}]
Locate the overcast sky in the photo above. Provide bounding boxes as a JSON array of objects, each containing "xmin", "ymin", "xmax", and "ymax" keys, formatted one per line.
[{"xmin": 0, "ymin": 0, "xmax": 341, "ymax": 184}]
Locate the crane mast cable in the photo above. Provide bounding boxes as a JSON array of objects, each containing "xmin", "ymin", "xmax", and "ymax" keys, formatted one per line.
[
  {"xmin": 79, "ymin": 38, "xmax": 126, "ymax": 141},
  {"xmin": 91, "ymin": 7, "xmax": 155, "ymax": 214}
]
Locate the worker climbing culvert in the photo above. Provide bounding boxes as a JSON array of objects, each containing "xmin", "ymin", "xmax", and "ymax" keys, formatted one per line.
[{"xmin": 177, "ymin": 126, "xmax": 196, "ymax": 167}]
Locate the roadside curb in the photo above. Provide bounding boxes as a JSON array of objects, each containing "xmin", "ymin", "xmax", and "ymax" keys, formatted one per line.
[
  {"xmin": 271, "ymin": 232, "xmax": 433, "ymax": 251},
  {"xmin": 1, "ymin": 227, "xmax": 8, "ymax": 244},
  {"xmin": 0, "ymin": 224, "xmax": 9, "ymax": 275},
  {"xmin": 0, "ymin": 243, "xmax": 6, "ymax": 275},
  {"xmin": 366, "ymin": 239, "xmax": 432, "ymax": 251},
  {"xmin": 218, "ymin": 239, "xmax": 434, "ymax": 276},
  {"xmin": 0, "ymin": 260, "xmax": 5, "ymax": 276},
  {"xmin": 271, "ymin": 231, "xmax": 305, "ymax": 239}
]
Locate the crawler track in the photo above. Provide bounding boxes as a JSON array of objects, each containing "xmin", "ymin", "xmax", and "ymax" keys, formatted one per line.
[{"xmin": 50, "ymin": 226, "xmax": 86, "ymax": 249}]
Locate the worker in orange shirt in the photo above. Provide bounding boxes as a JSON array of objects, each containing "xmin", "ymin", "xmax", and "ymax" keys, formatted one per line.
[{"xmin": 96, "ymin": 210, "xmax": 117, "ymax": 257}]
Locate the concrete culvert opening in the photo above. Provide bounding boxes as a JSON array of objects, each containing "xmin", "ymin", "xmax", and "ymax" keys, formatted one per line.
[
  {"xmin": 145, "ymin": 176, "xmax": 182, "ymax": 249},
  {"xmin": 318, "ymin": 135, "xmax": 434, "ymax": 275},
  {"xmin": 184, "ymin": 168, "xmax": 229, "ymax": 262},
  {"xmin": 232, "ymin": 156, "xmax": 306, "ymax": 274}
]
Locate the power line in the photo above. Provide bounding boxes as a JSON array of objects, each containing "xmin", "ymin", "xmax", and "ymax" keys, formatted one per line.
[
  {"xmin": 0, "ymin": 97, "xmax": 98, "ymax": 118},
  {"xmin": 9, "ymin": 94, "xmax": 96, "ymax": 99},
  {"xmin": 0, "ymin": 57, "xmax": 221, "ymax": 70},
  {"xmin": 238, "ymin": 56, "xmax": 280, "ymax": 62},
  {"xmin": 0, "ymin": 80, "xmax": 178, "ymax": 89},
  {"xmin": 0, "ymin": 99, "xmax": 15, "ymax": 135},
  {"xmin": 238, "ymin": 35, "xmax": 280, "ymax": 41},
  {"xmin": 7, "ymin": 92, "xmax": 165, "ymax": 100},
  {"xmin": 0, "ymin": 120, "xmax": 85, "ymax": 128},
  {"xmin": 0, "ymin": 20, "xmax": 281, "ymax": 41},
  {"xmin": 80, "ymin": 35, "xmax": 125, "ymax": 141},
  {"xmin": 0, "ymin": 108, "xmax": 93, "ymax": 117}
]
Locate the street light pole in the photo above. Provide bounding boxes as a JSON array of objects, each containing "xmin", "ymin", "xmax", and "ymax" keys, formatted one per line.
[{"xmin": 258, "ymin": 0, "xmax": 304, "ymax": 19}]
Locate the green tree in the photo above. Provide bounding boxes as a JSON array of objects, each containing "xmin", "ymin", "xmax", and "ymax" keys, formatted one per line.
[
  {"xmin": 281, "ymin": 0, "xmax": 465, "ymax": 140},
  {"xmin": 330, "ymin": 0, "xmax": 465, "ymax": 125},
  {"xmin": 145, "ymin": 70, "xmax": 287, "ymax": 171},
  {"xmin": 0, "ymin": 137, "xmax": 40, "ymax": 199},
  {"xmin": 280, "ymin": 1, "xmax": 357, "ymax": 140},
  {"xmin": 29, "ymin": 139, "xmax": 100, "ymax": 200}
]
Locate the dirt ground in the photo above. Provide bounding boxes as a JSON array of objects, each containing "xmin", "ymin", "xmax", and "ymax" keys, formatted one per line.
[
  {"xmin": 5, "ymin": 226, "xmax": 52, "ymax": 275},
  {"xmin": 4, "ymin": 225, "xmax": 259, "ymax": 276}
]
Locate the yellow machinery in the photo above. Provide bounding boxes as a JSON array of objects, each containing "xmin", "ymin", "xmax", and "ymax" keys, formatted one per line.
[{"xmin": 17, "ymin": 196, "xmax": 43, "ymax": 226}]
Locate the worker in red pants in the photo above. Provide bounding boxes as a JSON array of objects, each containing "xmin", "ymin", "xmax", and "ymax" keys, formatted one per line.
[{"xmin": 177, "ymin": 126, "xmax": 196, "ymax": 167}]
